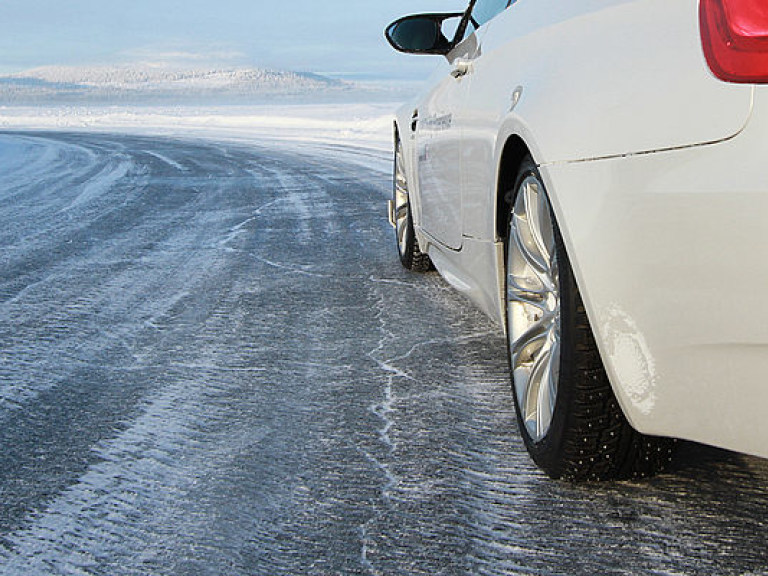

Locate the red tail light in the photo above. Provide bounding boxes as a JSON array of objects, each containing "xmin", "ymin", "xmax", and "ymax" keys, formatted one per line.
[{"xmin": 700, "ymin": 0, "xmax": 768, "ymax": 83}]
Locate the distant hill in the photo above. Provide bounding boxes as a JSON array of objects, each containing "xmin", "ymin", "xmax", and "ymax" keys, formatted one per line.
[{"xmin": 0, "ymin": 65, "xmax": 353, "ymax": 104}]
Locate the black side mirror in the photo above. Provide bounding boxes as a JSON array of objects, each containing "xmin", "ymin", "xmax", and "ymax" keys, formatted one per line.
[{"xmin": 385, "ymin": 13, "xmax": 464, "ymax": 55}]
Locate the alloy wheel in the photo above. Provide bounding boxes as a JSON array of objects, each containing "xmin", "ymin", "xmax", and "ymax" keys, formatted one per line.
[{"xmin": 507, "ymin": 175, "xmax": 561, "ymax": 442}]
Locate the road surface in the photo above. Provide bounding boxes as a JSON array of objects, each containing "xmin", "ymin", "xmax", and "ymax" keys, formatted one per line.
[{"xmin": 1, "ymin": 131, "xmax": 767, "ymax": 575}]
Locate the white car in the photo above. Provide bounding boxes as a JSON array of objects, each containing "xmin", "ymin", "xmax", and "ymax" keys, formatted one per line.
[{"xmin": 386, "ymin": 0, "xmax": 768, "ymax": 480}]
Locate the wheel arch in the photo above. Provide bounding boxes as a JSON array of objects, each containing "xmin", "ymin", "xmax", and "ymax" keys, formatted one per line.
[{"xmin": 495, "ymin": 134, "xmax": 533, "ymax": 244}]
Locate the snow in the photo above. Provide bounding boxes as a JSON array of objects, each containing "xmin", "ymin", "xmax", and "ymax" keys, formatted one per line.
[
  {"xmin": 13, "ymin": 65, "xmax": 341, "ymax": 89},
  {"xmin": 0, "ymin": 101, "xmax": 398, "ymax": 174},
  {"xmin": 0, "ymin": 65, "xmax": 412, "ymax": 174},
  {"xmin": 0, "ymin": 65, "xmax": 355, "ymax": 105}
]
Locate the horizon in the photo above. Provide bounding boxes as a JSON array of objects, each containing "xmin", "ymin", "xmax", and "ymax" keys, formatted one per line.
[
  {"xmin": 0, "ymin": 62, "xmax": 430, "ymax": 86},
  {"xmin": 0, "ymin": 62, "xmax": 426, "ymax": 107}
]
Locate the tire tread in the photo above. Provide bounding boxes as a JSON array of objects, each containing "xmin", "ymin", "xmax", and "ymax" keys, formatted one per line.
[{"xmin": 407, "ymin": 237, "xmax": 432, "ymax": 272}]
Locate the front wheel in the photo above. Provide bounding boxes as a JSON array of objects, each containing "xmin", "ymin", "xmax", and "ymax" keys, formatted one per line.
[
  {"xmin": 505, "ymin": 157, "xmax": 674, "ymax": 481},
  {"xmin": 393, "ymin": 137, "xmax": 431, "ymax": 272}
]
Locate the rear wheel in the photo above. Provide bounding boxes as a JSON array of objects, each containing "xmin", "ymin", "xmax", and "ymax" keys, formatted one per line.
[
  {"xmin": 393, "ymin": 137, "xmax": 431, "ymax": 272},
  {"xmin": 505, "ymin": 157, "xmax": 674, "ymax": 481}
]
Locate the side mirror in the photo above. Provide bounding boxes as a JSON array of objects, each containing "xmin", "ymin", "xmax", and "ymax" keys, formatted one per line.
[{"xmin": 385, "ymin": 13, "xmax": 464, "ymax": 55}]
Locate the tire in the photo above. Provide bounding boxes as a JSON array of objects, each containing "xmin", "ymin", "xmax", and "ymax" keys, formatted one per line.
[
  {"xmin": 505, "ymin": 157, "xmax": 674, "ymax": 481},
  {"xmin": 393, "ymin": 137, "xmax": 432, "ymax": 272}
]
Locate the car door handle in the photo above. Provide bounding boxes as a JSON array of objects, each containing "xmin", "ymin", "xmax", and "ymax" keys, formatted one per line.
[{"xmin": 451, "ymin": 59, "xmax": 474, "ymax": 78}]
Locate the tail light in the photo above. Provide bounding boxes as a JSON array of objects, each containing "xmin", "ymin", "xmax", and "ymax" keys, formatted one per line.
[{"xmin": 700, "ymin": 0, "xmax": 768, "ymax": 83}]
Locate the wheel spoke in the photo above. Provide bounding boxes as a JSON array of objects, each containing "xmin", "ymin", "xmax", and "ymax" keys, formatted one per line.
[
  {"xmin": 518, "ymin": 180, "xmax": 553, "ymax": 271},
  {"xmin": 531, "ymin": 179, "xmax": 555, "ymax": 263},
  {"xmin": 520, "ymin": 338, "xmax": 550, "ymax": 436},
  {"xmin": 510, "ymin": 213, "xmax": 556, "ymax": 294},
  {"xmin": 396, "ymin": 170, "xmax": 407, "ymax": 192},
  {"xmin": 507, "ymin": 276, "xmax": 551, "ymax": 311},
  {"xmin": 511, "ymin": 316, "xmax": 548, "ymax": 363},
  {"xmin": 512, "ymin": 211, "xmax": 548, "ymax": 276}
]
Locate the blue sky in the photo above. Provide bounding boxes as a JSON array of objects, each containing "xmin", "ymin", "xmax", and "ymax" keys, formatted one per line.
[{"xmin": 0, "ymin": 0, "xmax": 459, "ymax": 79}]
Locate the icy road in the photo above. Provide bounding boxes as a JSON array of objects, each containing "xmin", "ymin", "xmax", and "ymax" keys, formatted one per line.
[{"xmin": 1, "ymin": 131, "xmax": 767, "ymax": 575}]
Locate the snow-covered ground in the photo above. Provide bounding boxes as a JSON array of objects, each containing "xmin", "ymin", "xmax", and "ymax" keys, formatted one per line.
[{"xmin": 0, "ymin": 102, "xmax": 398, "ymax": 174}]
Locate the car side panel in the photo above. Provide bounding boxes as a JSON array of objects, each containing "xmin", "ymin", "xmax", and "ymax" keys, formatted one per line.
[{"xmin": 416, "ymin": 67, "xmax": 466, "ymax": 250}]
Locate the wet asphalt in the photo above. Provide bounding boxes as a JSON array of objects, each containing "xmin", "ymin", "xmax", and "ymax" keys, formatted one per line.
[{"xmin": 0, "ymin": 131, "xmax": 767, "ymax": 575}]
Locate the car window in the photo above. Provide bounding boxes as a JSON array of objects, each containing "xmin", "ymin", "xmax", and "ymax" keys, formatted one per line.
[{"xmin": 470, "ymin": 0, "xmax": 511, "ymax": 28}]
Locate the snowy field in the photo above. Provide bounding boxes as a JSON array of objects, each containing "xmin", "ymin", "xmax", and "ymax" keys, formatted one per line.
[
  {"xmin": 0, "ymin": 103, "xmax": 394, "ymax": 146},
  {"xmin": 0, "ymin": 101, "xmax": 397, "ymax": 175}
]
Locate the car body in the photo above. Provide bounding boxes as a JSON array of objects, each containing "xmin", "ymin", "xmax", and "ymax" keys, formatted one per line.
[{"xmin": 386, "ymin": 0, "xmax": 768, "ymax": 479}]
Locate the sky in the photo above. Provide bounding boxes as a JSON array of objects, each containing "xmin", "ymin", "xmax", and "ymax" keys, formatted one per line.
[{"xmin": 0, "ymin": 0, "xmax": 462, "ymax": 80}]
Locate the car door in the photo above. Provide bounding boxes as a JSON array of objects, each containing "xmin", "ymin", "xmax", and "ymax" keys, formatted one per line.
[
  {"xmin": 415, "ymin": 52, "xmax": 471, "ymax": 250},
  {"xmin": 416, "ymin": 0, "xmax": 511, "ymax": 250}
]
